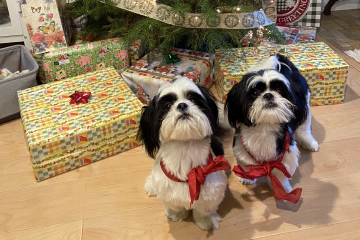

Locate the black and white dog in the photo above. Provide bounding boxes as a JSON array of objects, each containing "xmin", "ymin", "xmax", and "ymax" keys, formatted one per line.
[
  {"xmin": 225, "ymin": 54, "xmax": 318, "ymax": 193},
  {"xmin": 138, "ymin": 78, "xmax": 229, "ymax": 230}
]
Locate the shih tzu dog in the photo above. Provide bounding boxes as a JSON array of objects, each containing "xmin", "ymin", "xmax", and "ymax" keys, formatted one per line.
[
  {"xmin": 138, "ymin": 77, "xmax": 230, "ymax": 230},
  {"xmin": 225, "ymin": 54, "xmax": 318, "ymax": 204}
]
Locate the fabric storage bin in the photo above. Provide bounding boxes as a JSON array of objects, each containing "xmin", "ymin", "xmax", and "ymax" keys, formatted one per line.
[{"xmin": 0, "ymin": 45, "xmax": 39, "ymax": 124}]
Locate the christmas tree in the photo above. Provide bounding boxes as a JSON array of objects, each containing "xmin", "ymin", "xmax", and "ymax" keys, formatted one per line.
[{"xmin": 68, "ymin": 0, "xmax": 284, "ymax": 53}]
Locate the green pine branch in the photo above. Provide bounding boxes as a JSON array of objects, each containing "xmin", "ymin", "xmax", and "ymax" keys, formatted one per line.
[{"xmin": 68, "ymin": 0, "xmax": 285, "ymax": 54}]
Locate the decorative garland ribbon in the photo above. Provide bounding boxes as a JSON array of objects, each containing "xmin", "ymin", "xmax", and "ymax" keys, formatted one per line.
[{"xmin": 111, "ymin": 0, "xmax": 277, "ymax": 29}]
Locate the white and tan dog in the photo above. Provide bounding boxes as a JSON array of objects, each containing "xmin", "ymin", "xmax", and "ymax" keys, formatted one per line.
[{"xmin": 137, "ymin": 78, "xmax": 229, "ymax": 230}]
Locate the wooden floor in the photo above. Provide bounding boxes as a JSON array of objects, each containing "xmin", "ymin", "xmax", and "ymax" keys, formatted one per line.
[{"xmin": 1, "ymin": 38, "xmax": 360, "ymax": 240}]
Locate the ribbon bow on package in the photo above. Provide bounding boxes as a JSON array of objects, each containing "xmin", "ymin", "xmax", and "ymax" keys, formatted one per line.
[
  {"xmin": 233, "ymin": 132, "xmax": 302, "ymax": 204},
  {"xmin": 69, "ymin": 91, "xmax": 91, "ymax": 104},
  {"xmin": 165, "ymin": 54, "xmax": 181, "ymax": 64}
]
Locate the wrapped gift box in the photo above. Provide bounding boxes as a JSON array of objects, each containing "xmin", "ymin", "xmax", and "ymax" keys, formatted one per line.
[
  {"xmin": 128, "ymin": 39, "xmax": 146, "ymax": 66},
  {"xmin": 122, "ymin": 48, "xmax": 214, "ymax": 104},
  {"xmin": 22, "ymin": 0, "xmax": 73, "ymax": 54},
  {"xmin": 295, "ymin": 27, "xmax": 317, "ymax": 44},
  {"xmin": 34, "ymin": 38, "xmax": 129, "ymax": 84},
  {"xmin": 18, "ymin": 68, "xmax": 142, "ymax": 181},
  {"xmin": 215, "ymin": 42, "xmax": 349, "ymax": 106},
  {"xmin": 277, "ymin": 26, "xmax": 300, "ymax": 44}
]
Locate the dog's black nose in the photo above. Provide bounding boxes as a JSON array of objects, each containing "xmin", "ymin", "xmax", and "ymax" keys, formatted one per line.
[
  {"xmin": 263, "ymin": 93, "xmax": 274, "ymax": 101},
  {"xmin": 177, "ymin": 103, "xmax": 188, "ymax": 112}
]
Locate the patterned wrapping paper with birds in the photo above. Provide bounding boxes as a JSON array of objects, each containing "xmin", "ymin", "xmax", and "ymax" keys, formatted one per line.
[
  {"xmin": 215, "ymin": 42, "xmax": 349, "ymax": 106},
  {"xmin": 17, "ymin": 68, "xmax": 143, "ymax": 181},
  {"xmin": 21, "ymin": 0, "xmax": 72, "ymax": 54},
  {"xmin": 121, "ymin": 48, "xmax": 214, "ymax": 105},
  {"xmin": 33, "ymin": 38, "xmax": 130, "ymax": 84}
]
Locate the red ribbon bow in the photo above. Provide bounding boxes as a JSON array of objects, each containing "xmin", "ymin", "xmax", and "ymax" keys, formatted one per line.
[
  {"xmin": 233, "ymin": 132, "xmax": 302, "ymax": 204},
  {"xmin": 69, "ymin": 91, "xmax": 91, "ymax": 104},
  {"xmin": 161, "ymin": 153, "xmax": 231, "ymax": 207}
]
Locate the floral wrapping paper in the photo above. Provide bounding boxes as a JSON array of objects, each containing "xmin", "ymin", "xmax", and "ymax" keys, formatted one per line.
[
  {"xmin": 18, "ymin": 68, "xmax": 143, "ymax": 181},
  {"xmin": 33, "ymin": 38, "xmax": 129, "ymax": 84},
  {"xmin": 22, "ymin": 0, "xmax": 72, "ymax": 54},
  {"xmin": 121, "ymin": 48, "xmax": 214, "ymax": 105},
  {"xmin": 215, "ymin": 42, "xmax": 349, "ymax": 106}
]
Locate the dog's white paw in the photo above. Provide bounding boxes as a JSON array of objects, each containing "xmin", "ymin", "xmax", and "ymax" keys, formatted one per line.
[
  {"xmin": 303, "ymin": 140, "xmax": 319, "ymax": 152},
  {"xmin": 165, "ymin": 207, "xmax": 190, "ymax": 222},
  {"xmin": 238, "ymin": 177, "xmax": 257, "ymax": 185},
  {"xmin": 194, "ymin": 212, "xmax": 221, "ymax": 231},
  {"xmin": 144, "ymin": 176, "xmax": 156, "ymax": 197},
  {"xmin": 296, "ymin": 133, "xmax": 319, "ymax": 152}
]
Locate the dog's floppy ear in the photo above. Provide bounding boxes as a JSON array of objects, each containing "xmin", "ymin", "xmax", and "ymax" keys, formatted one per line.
[
  {"xmin": 225, "ymin": 75, "xmax": 252, "ymax": 128},
  {"xmin": 137, "ymin": 95, "xmax": 160, "ymax": 159},
  {"xmin": 275, "ymin": 54, "xmax": 302, "ymax": 80},
  {"xmin": 197, "ymin": 85, "xmax": 219, "ymax": 123}
]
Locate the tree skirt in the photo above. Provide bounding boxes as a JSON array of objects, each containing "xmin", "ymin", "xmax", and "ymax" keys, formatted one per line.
[{"xmin": 345, "ymin": 49, "xmax": 360, "ymax": 64}]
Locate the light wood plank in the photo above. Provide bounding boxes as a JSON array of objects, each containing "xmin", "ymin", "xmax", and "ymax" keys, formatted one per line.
[
  {"xmin": 0, "ymin": 132, "xmax": 29, "ymax": 158},
  {"xmin": 0, "ymin": 119, "xmax": 24, "ymax": 135},
  {"xmin": 0, "ymin": 221, "xmax": 82, "ymax": 240},
  {"xmin": 0, "ymin": 180, "xmax": 86, "ymax": 233},
  {"xmin": 0, "ymin": 147, "xmax": 152, "ymax": 193},
  {"xmin": 83, "ymin": 169, "xmax": 162, "ymax": 219},
  {"xmin": 255, "ymin": 219, "xmax": 360, "ymax": 240}
]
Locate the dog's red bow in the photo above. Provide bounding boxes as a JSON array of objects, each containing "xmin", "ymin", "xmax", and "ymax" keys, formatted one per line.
[
  {"xmin": 233, "ymin": 132, "xmax": 302, "ymax": 204},
  {"xmin": 161, "ymin": 152, "xmax": 231, "ymax": 207}
]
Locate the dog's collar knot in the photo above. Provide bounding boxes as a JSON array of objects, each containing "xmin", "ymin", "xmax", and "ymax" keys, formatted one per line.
[
  {"xmin": 233, "ymin": 132, "xmax": 302, "ymax": 204},
  {"xmin": 160, "ymin": 152, "xmax": 231, "ymax": 207}
]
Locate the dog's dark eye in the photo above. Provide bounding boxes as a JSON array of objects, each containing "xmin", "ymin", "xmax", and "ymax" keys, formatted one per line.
[
  {"xmin": 251, "ymin": 89, "xmax": 260, "ymax": 97},
  {"xmin": 276, "ymin": 89, "xmax": 284, "ymax": 96},
  {"xmin": 165, "ymin": 102, "xmax": 172, "ymax": 110},
  {"xmin": 190, "ymin": 99, "xmax": 196, "ymax": 104}
]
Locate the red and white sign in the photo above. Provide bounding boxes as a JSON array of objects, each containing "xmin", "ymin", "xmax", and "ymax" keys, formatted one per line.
[{"xmin": 277, "ymin": 0, "xmax": 311, "ymax": 24}]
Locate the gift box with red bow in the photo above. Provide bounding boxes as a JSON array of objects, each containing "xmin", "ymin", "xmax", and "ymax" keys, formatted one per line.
[
  {"xmin": 17, "ymin": 67, "xmax": 143, "ymax": 181},
  {"xmin": 215, "ymin": 42, "xmax": 349, "ymax": 106}
]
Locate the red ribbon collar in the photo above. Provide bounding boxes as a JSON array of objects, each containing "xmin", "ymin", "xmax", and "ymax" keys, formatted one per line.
[
  {"xmin": 233, "ymin": 132, "xmax": 302, "ymax": 204},
  {"xmin": 160, "ymin": 152, "xmax": 231, "ymax": 207}
]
